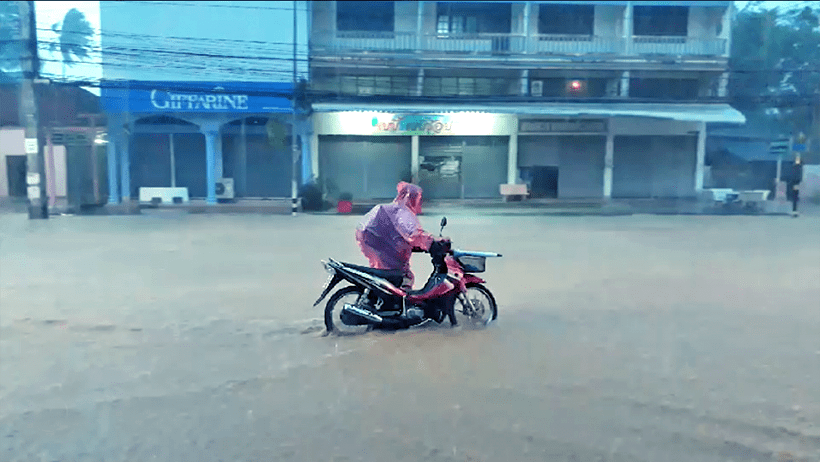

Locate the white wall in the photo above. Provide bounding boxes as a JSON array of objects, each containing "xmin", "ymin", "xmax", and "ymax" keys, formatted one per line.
[
  {"xmin": 688, "ymin": 6, "xmax": 722, "ymax": 39},
  {"xmin": 44, "ymin": 145, "xmax": 68, "ymax": 199},
  {"xmin": 610, "ymin": 117, "xmax": 699, "ymax": 136},
  {"xmin": 395, "ymin": 2, "xmax": 418, "ymax": 33},
  {"xmin": 594, "ymin": 5, "xmax": 624, "ymax": 37},
  {"xmin": 0, "ymin": 128, "xmax": 25, "ymax": 197}
]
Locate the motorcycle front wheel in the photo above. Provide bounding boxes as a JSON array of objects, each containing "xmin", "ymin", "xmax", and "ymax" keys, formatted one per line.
[
  {"xmin": 324, "ymin": 286, "xmax": 373, "ymax": 335},
  {"xmin": 456, "ymin": 283, "xmax": 498, "ymax": 326}
]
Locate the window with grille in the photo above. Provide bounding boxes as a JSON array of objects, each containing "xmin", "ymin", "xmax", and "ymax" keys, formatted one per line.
[
  {"xmin": 538, "ymin": 4, "xmax": 595, "ymax": 35},
  {"xmin": 337, "ymin": 1, "xmax": 394, "ymax": 32},
  {"xmin": 633, "ymin": 6, "xmax": 688, "ymax": 37}
]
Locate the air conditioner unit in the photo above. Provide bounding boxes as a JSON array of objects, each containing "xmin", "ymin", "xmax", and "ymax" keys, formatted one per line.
[{"xmin": 215, "ymin": 178, "xmax": 235, "ymax": 200}]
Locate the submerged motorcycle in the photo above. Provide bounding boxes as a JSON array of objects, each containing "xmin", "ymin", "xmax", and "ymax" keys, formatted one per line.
[{"xmin": 313, "ymin": 217, "xmax": 502, "ymax": 334}]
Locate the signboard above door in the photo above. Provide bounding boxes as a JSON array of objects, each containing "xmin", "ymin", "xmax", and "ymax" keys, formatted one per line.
[{"xmin": 519, "ymin": 119, "xmax": 607, "ymax": 134}]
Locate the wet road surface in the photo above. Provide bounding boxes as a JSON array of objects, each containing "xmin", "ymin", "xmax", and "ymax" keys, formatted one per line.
[{"xmin": 1, "ymin": 211, "xmax": 819, "ymax": 462}]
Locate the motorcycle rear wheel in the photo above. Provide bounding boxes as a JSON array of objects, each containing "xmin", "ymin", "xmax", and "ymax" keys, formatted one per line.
[{"xmin": 324, "ymin": 286, "xmax": 373, "ymax": 335}]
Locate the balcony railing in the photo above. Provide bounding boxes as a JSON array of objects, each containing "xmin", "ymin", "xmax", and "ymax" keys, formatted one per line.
[
  {"xmin": 632, "ymin": 36, "xmax": 727, "ymax": 56},
  {"xmin": 531, "ymin": 35, "xmax": 625, "ymax": 55},
  {"xmin": 330, "ymin": 31, "xmax": 417, "ymax": 52},
  {"xmin": 312, "ymin": 31, "xmax": 728, "ymax": 58},
  {"xmin": 423, "ymin": 33, "xmax": 527, "ymax": 54}
]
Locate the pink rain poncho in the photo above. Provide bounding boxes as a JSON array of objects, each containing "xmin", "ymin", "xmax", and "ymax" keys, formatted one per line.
[{"xmin": 355, "ymin": 182, "xmax": 435, "ymax": 290}]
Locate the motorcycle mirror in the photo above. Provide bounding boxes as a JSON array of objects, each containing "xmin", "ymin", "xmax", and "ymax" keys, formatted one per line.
[{"xmin": 439, "ymin": 217, "xmax": 447, "ymax": 236}]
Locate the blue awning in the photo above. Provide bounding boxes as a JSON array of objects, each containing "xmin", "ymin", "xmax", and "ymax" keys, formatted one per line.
[{"xmin": 312, "ymin": 102, "xmax": 746, "ymax": 124}]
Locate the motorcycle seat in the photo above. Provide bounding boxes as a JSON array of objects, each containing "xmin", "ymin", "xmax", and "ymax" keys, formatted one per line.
[
  {"xmin": 407, "ymin": 274, "xmax": 447, "ymax": 297},
  {"xmin": 340, "ymin": 262, "xmax": 405, "ymax": 287}
]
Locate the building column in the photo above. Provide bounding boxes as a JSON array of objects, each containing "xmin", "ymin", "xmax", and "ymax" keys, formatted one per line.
[
  {"xmin": 520, "ymin": 70, "xmax": 529, "ymax": 96},
  {"xmin": 604, "ymin": 129, "xmax": 614, "ymax": 199},
  {"xmin": 718, "ymin": 72, "xmax": 729, "ymax": 98},
  {"xmin": 236, "ymin": 117, "xmax": 247, "ymax": 197},
  {"xmin": 311, "ymin": 130, "xmax": 320, "ymax": 181},
  {"xmin": 214, "ymin": 132, "xmax": 224, "ymax": 180},
  {"xmin": 523, "ymin": 1, "xmax": 531, "ymax": 53},
  {"xmin": 415, "ymin": 68, "xmax": 425, "ymax": 97},
  {"xmin": 623, "ymin": 2, "xmax": 633, "ymax": 55},
  {"xmin": 507, "ymin": 133, "xmax": 518, "ymax": 184},
  {"xmin": 695, "ymin": 121, "xmax": 706, "ymax": 193},
  {"xmin": 620, "ymin": 71, "xmax": 630, "ymax": 97},
  {"xmin": 169, "ymin": 133, "xmax": 176, "ymax": 188},
  {"xmin": 120, "ymin": 126, "xmax": 131, "ymax": 202},
  {"xmin": 416, "ymin": 1, "xmax": 424, "ymax": 50},
  {"xmin": 411, "ymin": 135, "xmax": 420, "ymax": 184},
  {"xmin": 201, "ymin": 122, "xmax": 220, "ymax": 204},
  {"xmin": 107, "ymin": 134, "xmax": 119, "ymax": 204}
]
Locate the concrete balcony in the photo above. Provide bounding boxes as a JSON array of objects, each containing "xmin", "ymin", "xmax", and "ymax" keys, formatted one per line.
[
  {"xmin": 531, "ymin": 35, "xmax": 625, "ymax": 55},
  {"xmin": 424, "ymin": 33, "xmax": 527, "ymax": 54},
  {"xmin": 632, "ymin": 36, "xmax": 728, "ymax": 57},
  {"xmin": 312, "ymin": 32, "xmax": 728, "ymax": 59},
  {"xmin": 330, "ymin": 31, "xmax": 418, "ymax": 52}
]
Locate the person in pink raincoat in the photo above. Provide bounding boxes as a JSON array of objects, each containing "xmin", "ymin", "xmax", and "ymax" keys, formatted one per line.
[{"xmin": 356, "ymin": 182, "xmax": 447, "ymax": 291}]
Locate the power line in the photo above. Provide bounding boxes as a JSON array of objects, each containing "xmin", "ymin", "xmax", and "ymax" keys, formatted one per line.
[{"xmin": 109, "ymin": 1, "xmax": 309, "ymax": 12}]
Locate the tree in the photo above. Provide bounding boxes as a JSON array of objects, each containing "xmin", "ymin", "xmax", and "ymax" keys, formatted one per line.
[
  {"xmin": 729, "ymin": 5, "xmax": 820, "ymax": 139},
  {"xmin": 49, "ymin": 8, "xmax": 93, "ymax": 81}
]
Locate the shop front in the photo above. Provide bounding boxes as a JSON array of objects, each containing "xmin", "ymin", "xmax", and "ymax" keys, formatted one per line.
[
  {"xmin": 311, "ymin": 109, "xmax": 517, "ymax": 201},
  {"xmin": 101, "ymin": 81, "xmax": 309, "ymax": 204},
  {"xmin": 312, "ymin": 102, "xmax": 745, "ymax": 202}
]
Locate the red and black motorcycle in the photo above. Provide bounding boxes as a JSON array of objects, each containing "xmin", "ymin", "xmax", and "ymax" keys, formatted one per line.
[{"xmin": 313, "ymin": 217, "xmax": 502, "ymax": 334}]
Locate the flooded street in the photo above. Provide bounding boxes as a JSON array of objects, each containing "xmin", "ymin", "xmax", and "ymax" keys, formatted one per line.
[{"xmin": 1, "ymin": 210, "xmax": 819, "ymax": 462}]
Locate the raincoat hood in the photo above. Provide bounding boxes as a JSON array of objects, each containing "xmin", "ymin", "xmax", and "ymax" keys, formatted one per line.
[{"xmin": 394, "ymin": 182, "xmax": 423, "ymax": 215}]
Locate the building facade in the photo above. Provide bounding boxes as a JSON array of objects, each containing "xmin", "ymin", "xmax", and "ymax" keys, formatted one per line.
[
  {"xmin": 309, "ymin": 1, "xmax": 744, "ymax": 201},
  {"xmin": 99, "ymin": 1, "xmax": 310, "ymax": 205}
]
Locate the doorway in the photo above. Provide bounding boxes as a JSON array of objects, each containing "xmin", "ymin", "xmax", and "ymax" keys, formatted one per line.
[
  {"xmin": 529, "ymin": 166, "xmax": 558, "ymax": 198},
  {"xmin": 6, "ymin": 155, "xmax": 27, "ymax": 197}
]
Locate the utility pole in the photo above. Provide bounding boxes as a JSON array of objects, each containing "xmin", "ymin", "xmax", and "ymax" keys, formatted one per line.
[
  {"xmin": 291, "ymin": 0, "xmax": 298, "ymax": 216},
  {"xmin": 18, "ymin": 1, "xmax": 47, "ymax": 219}
]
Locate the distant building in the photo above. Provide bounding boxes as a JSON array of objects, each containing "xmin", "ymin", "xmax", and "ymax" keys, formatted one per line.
[
  {"xmin": 99, "ymin": 1, "xmax": 310, "ymax": 205},
  {"xmin": 309, "ymin": 1, "xmax": 744, "ymax": 200}
]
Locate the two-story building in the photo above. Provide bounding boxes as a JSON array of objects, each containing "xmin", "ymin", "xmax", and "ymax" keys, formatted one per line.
[
  {"xmin": 308, "ymin": 1, "xmax": 744, "ymax": 201},
  {"xmin": 99, "ymin": 1, "xmax": 309, "ymax": 206}
]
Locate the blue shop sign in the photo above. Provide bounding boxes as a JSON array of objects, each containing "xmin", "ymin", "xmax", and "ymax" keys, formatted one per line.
[{"xmin": 101, "ymin": 81, "xmax": 294, "ymax": 114}]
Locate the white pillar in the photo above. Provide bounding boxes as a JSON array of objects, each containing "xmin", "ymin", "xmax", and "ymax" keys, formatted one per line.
[
  {"xmin": 507, "ymin": 133, "xmax": 518, "ymax": 184},
  {"xmin": 120, "ymin": 127, "xmax": 131, "ymax": 202},
  {"xmin": 416, "ymin": 68, "xmax": 425, "ymax": 97},
  {"xmin": 411, "ymin": 135, "xmax": 420, "ymax": 184},
  {"xmin": 311, "ymin": 130, "xmax": 320, "ymax": 180},
  {"xmin": 520, "ymin": 70, "xmax": 529, "ymax": 96},
  {"xmin": 200, "ymin": 122, "xmax": 220, "ymax": 204},
  {"xmin": 523, "ymin": 2, "xmax": 531, "ymax": 53},
  {"xmin": 604, "ymin": 129, "xmax": 614, "ymax": 199},
  {"xmin": 695, "ymin": 121, "xmax": 706, "ymax": 193},
  {"xmin": 416, "ymin": 1, "xmax": 424, "ymax": 50},
  {"xmin": 169, "ymin": 133, "xmax": 176, "ymax": 188},
  {"xmin": 718, "ymin": 72, "xmax": 729, "ymax": 98},
  {"xmin": 106, "ymin": 133, "xmax": 119, "ymax": 204},
  {"xmin": 620, "ymin": 71, "xmax": 630, "ymax": 97},
  {"xmin": 214, "ymin": 131, "xmax": 223, "ymax": 180},
  {"xmin": 624, "ymin": 2, "xmax": 633, "ymax": 55}
]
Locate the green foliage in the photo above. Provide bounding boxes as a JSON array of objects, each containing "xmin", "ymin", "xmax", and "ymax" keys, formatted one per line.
[{"xmin": 730, "ymin": 5, "xmax": 820, "ymax": 136}]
